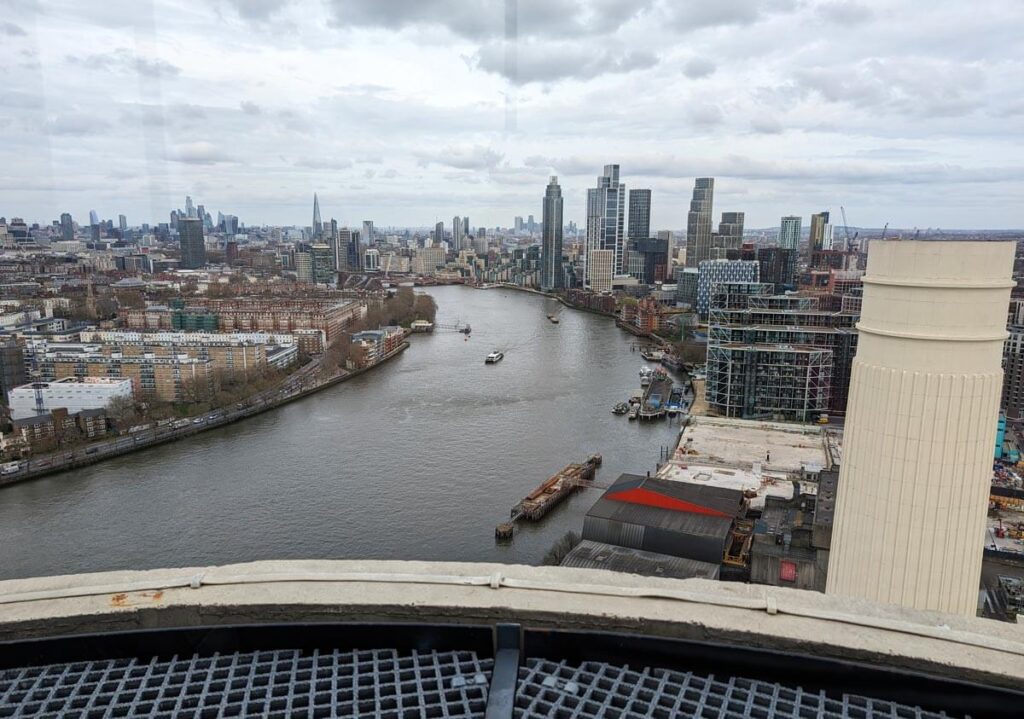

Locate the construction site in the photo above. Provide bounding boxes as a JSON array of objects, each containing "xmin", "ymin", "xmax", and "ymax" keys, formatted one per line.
[{"xmin": 705, "ymin": 284, "xmax": 859, "ymax": 421}]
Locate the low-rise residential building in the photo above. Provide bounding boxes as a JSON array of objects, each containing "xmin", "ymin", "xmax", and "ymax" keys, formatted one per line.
[
  {"xmin": 84, "ymin": 330, "xmax": 300, "ymax": 369},
  {"xmin": 34, "ymin": 348, "xmax": 213, "ymax": 404},
  {"xmin": 7, "ymin": 377, "xmax": 133, "ymax": 421},
  {"xmin": 618, "ymin": 297, "xmax": 667, "ymax": 335},
  {"xmin": 10, "ymin": 407, "xmax": 113, "ymax": 450},
  {"xmin": 122, "ymin": 299, "xmax": 363, "ymax": 349},
  {"xmin": 348, "ymin": 326, "xmax": 404, "ymax": 369}
]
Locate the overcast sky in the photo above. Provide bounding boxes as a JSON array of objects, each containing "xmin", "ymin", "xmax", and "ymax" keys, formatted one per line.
[{"xmin": 2, "ymin": 0, "xmax": 1022, "ymax": 230}]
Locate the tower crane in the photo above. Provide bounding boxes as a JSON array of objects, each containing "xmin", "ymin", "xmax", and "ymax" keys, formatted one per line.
[{"xmin": 839, "ymin": 206, "xmax": 859, "ymax": 253}]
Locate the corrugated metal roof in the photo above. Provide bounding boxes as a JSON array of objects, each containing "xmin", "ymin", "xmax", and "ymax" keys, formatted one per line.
[
  {"xmin": 606, "ymin": 473, "xmax": 744, "ymax": 516},
  {"xmin": 561, "ymin": 540, "xmax": 720, "ymax": 580},
  {"xmin": 586, "ymin": 499, "xmax": 733, "ymax": 538},
  {"xmin": 585, "ymin": 474, "xmax": 743, "ymax": 538}
]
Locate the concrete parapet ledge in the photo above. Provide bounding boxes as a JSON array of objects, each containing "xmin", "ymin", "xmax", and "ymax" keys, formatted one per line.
[{"xmin": 0, "ymin": 560, "xmax": 1021, "ymax": 690}]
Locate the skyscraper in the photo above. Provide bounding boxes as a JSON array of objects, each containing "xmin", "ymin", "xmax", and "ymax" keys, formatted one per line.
[
  {"xmin": 627, "ymin": 189, "xmax": 651, "ymax": 241},
  {"xmin": 177, "ymin": 217, "xmax": 207, "ymax": 269},
  {"xmin": 685, "ymin": 178, "xmax": 714, "ymax": 268},
  {"xmin": 779, "ymin": 216, "xmax": 801, "ymax": 250},
  {"xmin": 311, "ymin": 243, "xmax": 334, "ymax": 284},
  {"xmin": 294, "ymin": 249, "xmax": 313, "ymax": 283},
  {"xmin": 717, "ymin": 212, "xmax": 744, "ymax": 254},
  {"xmin": 312, "ymin": 193, "xmax": 323, "ymax": 240},
  {"xmin": 462, "ymin": 217, "xmax": 469, "ymax": 238},
  {"xmin": 89, "ymin": 210, "xmax": 100, "ymax": 226},
  {"xmin": 361, "ymin": 220, "xmax": 374, "ymax": 246},
  {"xmin": 540, "ymin": 176, "xmax": 563, "ymax": 291},
  {"xmin": 59, "ymin": 213, "xmax": 74, "ymax": 242},
  {"xmin": 828, "ymin": 240, "xmax": 1015, "ymax": 616},
  {"xmin": 337, "ymin": 228, "xmax": 358, "ymax": 271},
  {"xmin": 185, "ymin": 196, "xmax": 195, "ymax": 218},
  {"xmin": 118, "ymin": 214, "xmax": 127, "ymax": 234},
  {"xmin": 452, "ymin": 216, "xmax": 464, "ymax": 252},
  {"xmin": 585, "ymin": 164, "xmax": 626, "ymax": 289},
  {"xmin": 809, "ymin": 212, "xmax": 832, "ymax": 251},
  {"xmin": 434, "ymin": 221, "xmax": 444, "ymax": 246}
]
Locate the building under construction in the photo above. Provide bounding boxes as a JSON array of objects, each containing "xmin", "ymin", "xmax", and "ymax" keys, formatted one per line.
[{"xmin": 706, "ymin": 283, "xmax": 859, "ymax": 420}]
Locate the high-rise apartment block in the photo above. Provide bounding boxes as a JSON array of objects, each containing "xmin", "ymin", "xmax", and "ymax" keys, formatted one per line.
[
  {"xmin": 311, "ymin": 244, "xmax": 335, "ymax": 284},
  {"xmin": 452, "ymin": 216, "xmax": 464, "ymax": 252},
  {"xmin": 541, "ymin": 176, "xmax": 564, "ymax": 291},
  {"xmin": 809, "ymin": 212, "xmax": 833, "ymax": 251},
  {"xmin": 59, "ymin": 213, "xmax": 74, "ymax": 242},
  {"xmin": 294, "ymin": 250, "xmax": 313, "ymax": 283},
  {"xmin": 627, "ymin": 189, "xmax": 651, "ymax": 241},
  {"xmin": 717, "ymin": 212, "xmax": 745, "ymax": 253},
  {"xmin": 779, "ymin": 215, "xmax": 801, "ymax": 250},
  {"xmin": 585, "ymin": 165, "xmax": 625, "ymax": 289},
  {"xmin": 177, "ymin": 218, "xmax": 206, "ymax": 269},
  {"xmin": 756, "ymin": 247, "xmax": 797, "ymax": 292},
  {"xmin": 626, "ymin": 238, "xmax": 669, "ymax": 285},
  {"xmin": 587, "ymin": 249, "xmax": 614, "ymax": 294},
  {"xmin": 685, "ymin": 178, "xmax": 714, "ymax": 268}
]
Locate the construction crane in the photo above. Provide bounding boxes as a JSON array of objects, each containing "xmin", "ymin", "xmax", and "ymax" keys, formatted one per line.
[{"xmin": 839, "ymin": 206, "xmax": 858, "ymax": 253}]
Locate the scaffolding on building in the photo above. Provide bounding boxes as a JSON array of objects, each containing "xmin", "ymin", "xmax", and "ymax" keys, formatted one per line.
[{"xmin": 706, "ymin": 284, "xmax": 859, "ymax": 420}]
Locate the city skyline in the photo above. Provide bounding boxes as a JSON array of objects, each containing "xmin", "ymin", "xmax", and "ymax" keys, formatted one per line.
[{"xmin": 2, "ymin": 2, "xmax": 1022, "ymax": 229}]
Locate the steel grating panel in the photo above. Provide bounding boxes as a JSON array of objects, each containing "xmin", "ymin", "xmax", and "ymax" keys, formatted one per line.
[
  {"xmin": 0, "ymin": 649, "xmax": 493, "ymax": 719},
  {"xmin": 514, "ymin": 659, "xmax": 955, "ymax": 719}
]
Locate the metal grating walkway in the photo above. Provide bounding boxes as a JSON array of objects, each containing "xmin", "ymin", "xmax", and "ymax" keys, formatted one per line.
[
  {"xmin": 515, "ymin": 659, "xmax": 954, "ymax": 719},
  {"xmin": 0, "ymin": 649, "xmax": 492, "ymax": 719},
  {"xmin": 0, "ymin": 650, "xmax": 961, "ymax": 718}
]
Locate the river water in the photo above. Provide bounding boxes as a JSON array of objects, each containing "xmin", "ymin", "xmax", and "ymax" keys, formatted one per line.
[{"xmin": 0, "ymin": 286, "xmax": 683, "ymax": 580}]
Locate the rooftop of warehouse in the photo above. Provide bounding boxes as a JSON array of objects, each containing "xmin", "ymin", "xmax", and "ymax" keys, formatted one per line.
[{"xmin": 670, "ymin": 416, "xmax": 832, "ymax": 474}]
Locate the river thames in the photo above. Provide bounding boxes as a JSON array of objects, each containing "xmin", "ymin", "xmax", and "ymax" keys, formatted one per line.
[{"xmin": 0, "ymin": 286, "xmax": 682, "ymax": 580}]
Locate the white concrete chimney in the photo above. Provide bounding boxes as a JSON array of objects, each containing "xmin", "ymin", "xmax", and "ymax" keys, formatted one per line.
[{"xmin": 826, "ymin": 240, "xmax": 1014, "ymax": 616}]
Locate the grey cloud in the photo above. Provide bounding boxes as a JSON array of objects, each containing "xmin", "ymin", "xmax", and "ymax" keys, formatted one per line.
[
  {"xmin": 171, "ymin": 142, "xmax": 235, "ymax": 165},
  {"xmin": 0, "ymin": 21, "xmax": 27, "ymax": 36},
  {"xmin": 682, "ymin": 58, "xmax": 716, "ymax": 79},
  {"xmin": 47, "ymin": 115, "xmax": 111, "ymax": 136},
  {"xmin": 750, "ymin": 117, "xmax": 784, "ymax": 134},
  {"xmin": 793, "ymin": 58, "xmax": 983, "ymax": 118},
  {"xmin": 294, "ymin": 157, "xmax": 353, "ymax": 169},
  {"xmin": 417, "ymin": 145, "xmax": 504, "ymax": 170},
  {"xmin": 134, "ymin": 57, "xmax": 180, "ymax": 78},
  {"xmin": 4, "ymin": 90, "xmax": 43, "ymax": 110},
  {"xmin": 71, "ymin": 49, "xmax": 181, "ymax": 78},
  {"xmin": 381, "ymin": 169, "xmax": 398, "ymax": 178},
  {"xmin": 688, "ymin": 104, "xmax": 724, "ymax": 127},
  {"xmin": 817, "ymin": 1, "xmax": 873, "ymax": 25},
  {"xmin": 476, "ymin": 41, "xmax": 658, "ymax": 84},
  {"xmin": 224, "ymin": 0, "xmax": 291, "ymax": 21},
  {"xmin": 240, "ymin": 101, "xmax": 262, "ymax": 115},
  {"xmin": 667, "ymin": 0, "xmax": 794, "ymax": 30},
  {"xmin": 325, "ymin": 0, "xmax": 653, "ymax": 39}
]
